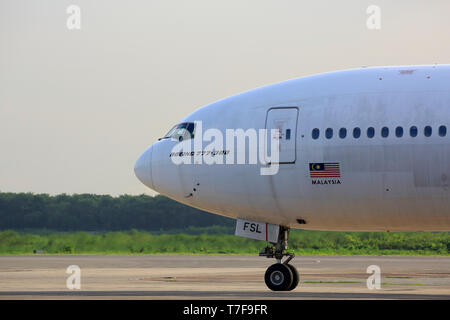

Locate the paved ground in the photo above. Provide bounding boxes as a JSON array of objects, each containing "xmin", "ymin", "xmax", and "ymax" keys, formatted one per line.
[{"xmin": 0, "ymin": 255, "xmax": 449, "ymax": 299}]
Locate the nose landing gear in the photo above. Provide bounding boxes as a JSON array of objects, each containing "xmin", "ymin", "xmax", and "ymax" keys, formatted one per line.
[{"xmin": 259, "ymin": 226, "xmax": 299, "ymax": 291}]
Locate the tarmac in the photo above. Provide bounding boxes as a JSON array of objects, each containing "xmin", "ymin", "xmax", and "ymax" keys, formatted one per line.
[{"xmin": 0, "ymin": 255, "xmax": 449, "ymax": 299}]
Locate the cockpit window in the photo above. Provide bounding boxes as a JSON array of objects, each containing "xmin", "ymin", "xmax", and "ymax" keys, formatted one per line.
[{"xmin": 161, "ymin": 122, "xmax": 195, "ymax": 141}]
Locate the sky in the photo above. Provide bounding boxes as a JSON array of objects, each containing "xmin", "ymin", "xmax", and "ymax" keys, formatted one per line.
[{"xmin": 1, "ymin": 0, "xmax": 450, "ymax": 196}]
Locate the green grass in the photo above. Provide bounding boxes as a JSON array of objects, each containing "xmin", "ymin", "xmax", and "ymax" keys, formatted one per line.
[
  {"xmin": 0, "ymin": 229, "xmax": 448, "ymax": 255},
  {"xmin": 381, "ymin": 282, "xmax": 425, "ymax": 286}
]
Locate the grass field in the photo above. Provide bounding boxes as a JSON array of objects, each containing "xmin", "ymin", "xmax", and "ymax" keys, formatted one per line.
[{"xmin": 0, "ymin": 228, "xmax": 449, "ymax": 255}]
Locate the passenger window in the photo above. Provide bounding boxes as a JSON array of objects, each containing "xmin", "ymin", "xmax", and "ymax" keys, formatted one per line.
[
  {"xmin": 312, "ymin": 128, "xmax": 320, "ymax": 139},
  {"xmin": 439, "ymin": 125, "xmax": 447, "ymax": 137},
  {"xmin": 424, "ymin": 126, "xmax": 432, "ymax": 137},
  {"xmin": 339, "ymin": 128, "xmax": 347, "ymax": 139},
  {"xmin": 410, "ymin": 126, "xmax": 418, "ymax": 137},
  {"xmin": 367, "ymin": 127, "xmax": 375, "ymax": 138},
  {"xmin": 325, "ymin": 128, "xmax": 333, "ymax": 139},
  {"xmin": 353, "ymin": 127, "xmax": 361, "ymax": 138},
  {"xmin": 381, "ymin": 127, "xmax": 389, "ymax": 138},
  {"xmin": 395, "ymin": 126, "xmax": 403, "ymax": 138},
  {"xmin": 286, "ymin": 129, "xmax": 291, "ymax": 140}
]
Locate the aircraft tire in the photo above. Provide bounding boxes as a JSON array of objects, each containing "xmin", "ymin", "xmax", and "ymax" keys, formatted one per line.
[
  {"xmin": 264, "ymin": 263, "xmax": 293, "ymax": 291},
  {"xmin": 286, "ymin": 264, "xmax": 299, "ymax": 291}
]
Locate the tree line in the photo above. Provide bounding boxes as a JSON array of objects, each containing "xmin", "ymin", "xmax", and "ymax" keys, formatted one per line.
[{"xmin": 0, "ymin": 193, "xmax": 234, "ymax": 231}]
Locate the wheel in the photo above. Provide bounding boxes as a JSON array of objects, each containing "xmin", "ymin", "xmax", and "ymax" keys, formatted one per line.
[
  {"xmin": 264, "ymin": 263, "xmax": 293, "ymax": 291},
  {"xmin": 286, "ymin": 264, "xmax": 299, "ymax": 291}
]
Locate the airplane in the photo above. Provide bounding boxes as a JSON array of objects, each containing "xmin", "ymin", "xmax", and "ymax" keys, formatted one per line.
[{"xmin": 134, "ymin": 65, "xmax": 450, "ymax": 291}]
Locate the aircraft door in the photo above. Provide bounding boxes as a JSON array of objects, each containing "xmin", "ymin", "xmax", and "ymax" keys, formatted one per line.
[{"xmin": 265, "ymin": 107, "xmax": 298, "ymax": 164}]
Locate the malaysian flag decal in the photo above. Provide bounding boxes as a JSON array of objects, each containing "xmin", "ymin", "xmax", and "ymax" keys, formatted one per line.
[{"xmin": 309, "ymin": 162, "xmax": 340, "ymax": 178}]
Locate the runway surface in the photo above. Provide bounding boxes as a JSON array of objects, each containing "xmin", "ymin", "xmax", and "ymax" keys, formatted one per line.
[{"xmin": 0, "ymin": 255, "xmax": 449, "ymax": 299}]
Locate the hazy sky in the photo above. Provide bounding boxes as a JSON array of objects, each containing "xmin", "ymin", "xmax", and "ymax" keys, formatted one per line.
[{"xmin": 1, "ymin": 0, "xmax": 450, "ymax": 196}]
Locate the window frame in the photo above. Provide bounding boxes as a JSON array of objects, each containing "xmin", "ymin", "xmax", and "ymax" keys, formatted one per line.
[{"xmin": 161, "ymin": 122, "xmax": 196, "ymax": 141}]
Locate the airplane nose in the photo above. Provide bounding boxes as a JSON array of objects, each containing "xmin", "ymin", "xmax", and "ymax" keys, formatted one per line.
[{"xmin": 134, "ymin": 146, "xmax": 154, "ymax": 189}]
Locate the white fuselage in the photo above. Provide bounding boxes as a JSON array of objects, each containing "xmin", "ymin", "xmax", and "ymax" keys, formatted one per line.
[{"xmin": 135, "ymin": 65, "xmax": 450, "ymax": 232}]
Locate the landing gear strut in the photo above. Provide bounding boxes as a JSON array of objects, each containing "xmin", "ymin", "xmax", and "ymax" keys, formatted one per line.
[{"xmin": 259, "ymin": 226, "xmax": 299, "ymax": 291}]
